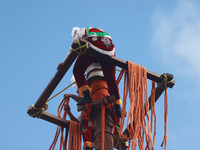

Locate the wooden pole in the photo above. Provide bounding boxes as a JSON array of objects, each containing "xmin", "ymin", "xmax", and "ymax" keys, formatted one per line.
[
  {"xmin": 87, "ymin": 63, "xmax": 115, "ymax": 150},
  {"xmin": 92, "ymin": 106, "xmax": 114, "ymax": 150},
  {"xmin": 33, "ymin": 50, "xmax": 78, "ymax": 109}
]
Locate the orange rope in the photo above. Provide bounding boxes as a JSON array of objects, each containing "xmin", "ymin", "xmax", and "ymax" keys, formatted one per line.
[
  {"xmin": 49, "ymin": 97, "xmax": 69, "ymax": 150},
  {"xmin": 161, "ymin": 89, "xmax": 168, "ymax": 150},
  {"xmin": 49, "ymin": 97, "xmax": 82, "ymax": 150},
  {"xmin": 68, "ymin": 120, "xmax": 82, "ymax": 150},
  {"xmin": 151, "ymin": 81, "xmax": 157, "ymax": 149},
  {"xmin": 116, "ymin": 69, "xmax": 125, "ymax": 84},
  {"xmin": 101, "ymin": 98, "xmax": 105, "ymax": 150},
  {"xmin": 118, "ymin": 61, "xmax": 157, "ymax": 150},
  {"xmin": 49, "ymin": 68, "xmax": 125, "ymax": 150}
]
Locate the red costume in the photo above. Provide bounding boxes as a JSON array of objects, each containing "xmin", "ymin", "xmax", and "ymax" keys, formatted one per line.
[
  {"xmin": 70, "ymin": 27, "xmax": 123, "ymax": 148},
  {"xmin": 72, "ymin": 27, "xmax": 121, "ymax": 104},
  {"xmin": 80, "ymin": 117, "xmax": 93, "ymax": 149}
]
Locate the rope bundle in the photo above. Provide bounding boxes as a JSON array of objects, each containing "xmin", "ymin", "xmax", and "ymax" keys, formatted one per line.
[
  {"xmin": 47, "ymin": 60, "xmax": 169, "ymax": 150},
  {"xmin": 118, "ymin": 61, "xmax": 157, "ymax": 150},
  {"xmin": 49, "ymin": 97, "xmax": 82, "ymax": 150}
]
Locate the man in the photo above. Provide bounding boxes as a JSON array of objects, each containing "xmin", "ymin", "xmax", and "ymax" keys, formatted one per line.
[
  {"xmin": 71, "ymin": 27, "xmax": 122, "ymax": 117},
  {"xmin": 63, "ymin": 94, "xmax": 127, "ymax": 150}
]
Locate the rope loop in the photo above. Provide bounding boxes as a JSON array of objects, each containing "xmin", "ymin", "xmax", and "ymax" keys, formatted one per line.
[
  {"xmin": 157, "ymin": 73, "xmax": 173, "ymax": 89},
  {"xmin": 72, "ymin": 39, "xmax": 88, "ymax": 54},
  {"xmin": 29, "ymin": 102, "xmax": 49, "ymax": 119},
  {"xmin": 93, "ymin": 130, "xmax": 114, "ymax": 140}
]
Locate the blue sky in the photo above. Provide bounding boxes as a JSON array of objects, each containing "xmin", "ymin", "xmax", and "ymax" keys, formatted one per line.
[{"xmin": 1, "ymin": 0, "xmax": 200, "ymax": 150}]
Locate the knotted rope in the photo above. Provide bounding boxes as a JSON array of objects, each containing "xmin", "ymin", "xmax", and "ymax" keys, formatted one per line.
[
  {"xmin": 72, "ymin": 39, "xmax": 88, "ymax": 54},
  {"xmin": 29, "ymin": 102, "xmax": 49, "ymax": 119},
  {"xmin": 157, "ymin": 73, "xmax": 173, "ymax": 89}
]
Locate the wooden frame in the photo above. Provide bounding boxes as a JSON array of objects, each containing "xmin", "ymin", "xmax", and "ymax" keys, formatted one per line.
[{"xmin": 27, "ymin": 48, "xmax": 175, "ymax": 131}]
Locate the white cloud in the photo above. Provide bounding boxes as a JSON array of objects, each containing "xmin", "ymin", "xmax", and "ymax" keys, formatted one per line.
[{"xmin": 151, "ymin": 0, "xmax": 200, "ymax": 77}]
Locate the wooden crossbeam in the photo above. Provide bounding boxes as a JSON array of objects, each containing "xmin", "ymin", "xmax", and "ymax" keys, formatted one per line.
[
  {"xmin": 29, "ymin": 50, "xmax": 78, "ymax": 110},
  {"xmin": 85, "ymin": 48, "xmax": 175, "ymax": 88},
  {"xmin": 77, "ymin": 95, "xmax": 116, "ymax": 113},
  {"xmin": 27, "ymin": 106, "xmax": 69, "ymax": 129}
]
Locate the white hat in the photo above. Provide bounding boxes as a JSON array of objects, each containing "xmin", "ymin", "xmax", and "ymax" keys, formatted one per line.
[
  {"xmin": 71, "ymin": 27, "xmax": 85, "ymax": 40},
  {"xmin": 71, "ymin": 27, "xmax": 80, "ymax": 39}
]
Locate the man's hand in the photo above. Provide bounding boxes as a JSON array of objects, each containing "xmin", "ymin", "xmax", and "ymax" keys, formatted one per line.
[
  {"xmin": 64, "ymin": 104, "xmax": 71, "ymax": 114},
  {"xmin": 64, "ymin": 94, "xmax": 73, "ymax": 100}
]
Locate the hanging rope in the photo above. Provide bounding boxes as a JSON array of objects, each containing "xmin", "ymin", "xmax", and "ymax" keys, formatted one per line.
[
  {"xmin": 68, "ymin": 120, "xmax": 82, "ymax": 150},
  {"xmin": 116, "ymin": 69, "xmax": 125, "ymax": 84},
  {"xmin": 49, "ymin": 96, "xmax": 82, "ymax": 150},
  {"xmin": 156, "ymin": 73, "xmax": 170, "ymax": 150},
  {"xmin": 151, "ymin": 81, "xmax": 157, "ymax": 149},
  {"xmin": 49, "ymin": 97, "xmax": 69, "ymax": 150},
  {"xmin": 160, "ymin": 88, "xmax": 168, "ymax": 150},
  {"xmin": 118, "ymin": 61, "xmax": 157, "ymax": 150}
]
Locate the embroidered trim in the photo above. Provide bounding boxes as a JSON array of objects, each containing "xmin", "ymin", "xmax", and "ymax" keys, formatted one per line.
[
  {"xmin": 88, "ymin": 42, "xmax": 115, "ymax": 56},
  {"xmin": 101, "ymin": 37, "xmax": 111, "ymax": 47}
]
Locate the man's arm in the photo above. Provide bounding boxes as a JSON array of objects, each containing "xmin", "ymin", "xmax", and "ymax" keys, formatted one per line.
[
  {"xmin": 63, "ymin": 94, "xmax": 82, "ymax": 123},
  {"xmin": 64, "ymin": 104, "xmax": 79, "ymax": 123},
  {"xmin": 64, "ymin": 94, "xmax": 82, "ymax": 103}
]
